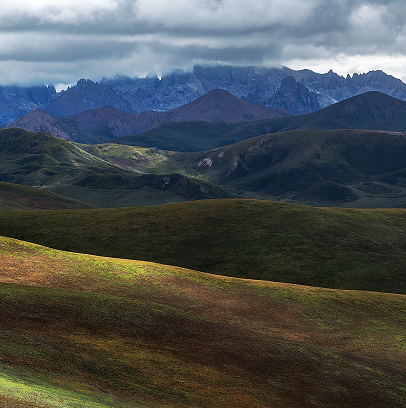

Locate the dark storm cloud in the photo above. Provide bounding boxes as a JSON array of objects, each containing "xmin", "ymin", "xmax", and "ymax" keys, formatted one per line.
[
  {"xmin": 148, "ymin": 42, "xmax": 282, "ymax": 67},
  {"xmin": 0, "ymin": 38, "xmax": 138, "ymax": 63},
  {"xmin": 1, "ymin": 0, "xmax": 406, "ymax": 85}
]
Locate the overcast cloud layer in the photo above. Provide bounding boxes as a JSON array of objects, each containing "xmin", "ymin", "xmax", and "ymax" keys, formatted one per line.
[{"xmin": 1, "ymin": 0, "xmax": 406, "ymax": 88}]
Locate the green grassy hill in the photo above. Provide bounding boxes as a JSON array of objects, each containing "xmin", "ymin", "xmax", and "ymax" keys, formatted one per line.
[
  {"xmin": 0, "ymin": 128, "xmax": 124, "ymax": 187},
  {"xmin": 47, "ymin": 173, "xmax": 231, "ymax": 208},
  {"xmin": 174, "ymin": 128, "xmax": 406, "ymax": 207},
  {"xmin": 0, "ymin": 235, "xmax": 405, "ymax": 407},
  {"xmin": 5, "ymin": 125, "xmax": 406, "ymax": 208},
  {"xmin": 1, "ymin": 199, "xmax": 406, "ymax": 294},
  {"xmin": 0, "ymin": 129, "xmax": 229, "ymax": 207},
  {"xmin": 80, "ymin": 128, "xmax": 406, "ymax": 208},
  {"xmin": 0, "ymin": 181, "xmax": 94, "ymax": 210}
]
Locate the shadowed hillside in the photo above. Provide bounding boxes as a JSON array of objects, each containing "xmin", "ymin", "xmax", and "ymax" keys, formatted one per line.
[
  {"xmin": 181, "ymin": 128, "xmax": 406, "ymax": 207},
  {"xmin": 1, "ymin": 199, "xmax": 406, "ymax": 294},
  {"xmin": 0, "ymin": 181, "xmax": 94, "ymax": 210}
]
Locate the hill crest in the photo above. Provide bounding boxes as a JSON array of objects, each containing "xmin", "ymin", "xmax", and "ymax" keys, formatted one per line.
[
  {"xmin": 169, "ymin": 88, "xmax": 293, "ymax": 122},
  {"xmin": 60, "ymin": 105, "xmax": 128, "ymax": 131},
  {"xmin": 6, "ymin": 108, "xmax": 77, "ymax": 141}
]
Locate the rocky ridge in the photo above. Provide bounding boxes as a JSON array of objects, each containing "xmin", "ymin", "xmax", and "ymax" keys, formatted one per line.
[{"xmin": 3, "ymin": 65, "xmax": 406, "ymax": 123}]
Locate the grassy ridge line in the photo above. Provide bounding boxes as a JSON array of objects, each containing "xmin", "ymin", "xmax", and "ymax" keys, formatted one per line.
[
  {"xmin": 0, "ymin": 128, "xmax": 130, "ymax": 188},
  {"xmin": 0, "ymin": 181, "xmax": 94, "ymax": 210},
  {"xmin": 1, "ymin": 199, "xmax": 406, "ymax": 293},
  {"xmin": 0, "ymin": 235, "xmax": 406, "ymax": 407}
]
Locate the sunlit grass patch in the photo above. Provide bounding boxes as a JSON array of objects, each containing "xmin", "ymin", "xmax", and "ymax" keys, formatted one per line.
[
  {"xmin": 1, "ymin": 232, "xmax": 406, "ymax": 406},
  {"xmin": 0, "ymin": 364, "xmax": 135, "ymax": 408}
]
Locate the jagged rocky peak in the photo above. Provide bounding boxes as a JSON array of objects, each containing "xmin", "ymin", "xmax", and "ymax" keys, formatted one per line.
[
  {"xmin": 3, "ymin": 64, "xmax": 406, "ymax": 123},
  {"xmin": 265, "ymin": 76, "xmax": 321, "ymax": 114}
]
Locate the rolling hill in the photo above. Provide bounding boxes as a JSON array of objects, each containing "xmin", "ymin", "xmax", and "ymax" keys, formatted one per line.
[
  {"xmin": 1, "ymin": 199, "xmax": 406, "ymax": 294},
  {"xmin": 0, "ymin": 128, "xmax": 229, "ymax": 207},
  {"xmin": 81, "ymin": 127, "xmax": 406, "ymax": 208},
  {"xmin": 0, "ymin": 234, "xmax": 405, "ymax": 407},
  {"xmin": 0, "ymin": 181, "xmax": 94, "ymax": 210},
  {"xmin": 179, "ymin": 128, "xmax": 406, "ymax": 207},
  {"xmin": 5, "ymin": 108, "xmax": 80, "ymax": 142},
  {"xmin": 60, "ymin": 105, "xmax": 128, "ymax": 131},
  {"xmin": 0, "ymin": 128, "xmax": 126, "ymax": 187},
  {"xmin": 114, "ymin": 91, "xmax": 406, "ymax": 152},
  {"xmin": 5, "ymin": 125, "xmax": 406, "ymax": 208},
  {"xmin": 6, "ymin": 107, "xmax": 128, "ymax": 145}
]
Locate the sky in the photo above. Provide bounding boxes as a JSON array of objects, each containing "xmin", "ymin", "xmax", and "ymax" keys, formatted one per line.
[{"xmin": 2, "ymin": 0, "xmax": 406, "ymax": 90}]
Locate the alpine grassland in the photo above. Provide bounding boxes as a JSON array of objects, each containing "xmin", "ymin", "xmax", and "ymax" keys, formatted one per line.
[
  {"xmin": 0, "ymin": 235, "xmax": 405, "ymax": 407},
  {"xmin": 1, "ymin": 199, "xmax": 406, "ymax": 294},
  {"xmin": 0, "ymin": 181, "xmax": 94, "ymax": 210}
]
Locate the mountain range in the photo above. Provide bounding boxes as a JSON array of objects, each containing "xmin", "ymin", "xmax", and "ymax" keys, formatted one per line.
[
  {"xmin": 7, "ymin": 88, "xmax": 406, "ymax": 149},
  {"xmin": 6, "ymin": 89, "xmax": 292, "ymax": 144},
  {"xmin": 113, "ymin": 91, "xmax": 406, "ymax": 151},
  {"xmin": 3, "ymin": 64, "xmax": 406, "ymax": 124},
  {"xmin": 5, "ymin": 74, "xmax": 406, "ymax": 208}
]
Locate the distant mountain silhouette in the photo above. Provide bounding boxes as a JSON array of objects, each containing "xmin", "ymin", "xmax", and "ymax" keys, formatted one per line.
[
  {"xmin": 9, "ymin": 90, "xmax": 406, "ymax": 148},
  {"xmin": 169, "ymin": 88, "xmax": 292, "ymax": 122},
  {"xmin": 100, "ymin": 88, "xmax": 293, "ymax": 138},
  {"xmin": 7, "ymin": 89, "xmax": 292, "ymax": 143},
  {"xmin": 115, "ymin": 91, "xmax": 406, "ymax": 151},
  {"xmin": 60, "ymin": 106, "xmax": 128, "ymax": 131},
  {"xmin": 292, "ymin": 91, "xmax": 406, "ymax": 130},
  {"xmin": 6, "ymin": 108, "xmax": 78, "ymax": 141}
]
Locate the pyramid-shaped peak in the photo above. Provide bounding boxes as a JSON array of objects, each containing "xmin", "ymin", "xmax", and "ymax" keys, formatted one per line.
[
  {"xmin": 193, "ymin": 88, "xmax": 244, "ymax": 103},
  {"xmin": 6, "ymin": 108, "xmax": 74, "ymax": 141},
  {"xmin": 7, "ymin": 108, "xmax": 55, "ymax": 125},
  {"xmin": 170, "ymin": 88, "xmax": 292, "ymax": 122}
]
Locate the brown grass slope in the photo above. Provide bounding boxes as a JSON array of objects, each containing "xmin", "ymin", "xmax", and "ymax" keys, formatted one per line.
[
  {"xmin": 0, "ymin": 235, "xmax": 405, "ymax": 407},
  {"xmin": 168, "ymin": 88, "xmax": 293, "ymax": 122}
]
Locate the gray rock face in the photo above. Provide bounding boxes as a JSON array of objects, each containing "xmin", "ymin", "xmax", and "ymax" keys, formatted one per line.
[
  {"xmin": 263, "ymin": 76, "xmax": 321, "ymax": 114},
  {"xmin": 95, "ymin": 65, "xmax": 406, "ymax": 115},
  {"xmin": 44, "ymin": 79, "xmax": 133, "ymax": 117},
  {"xmin": 3, "ymin": 65, "xmax": 406, "ymax": 123},
  {"xmin": 0, "ymin": 85, "xmax": 56, "ymax": 124}
]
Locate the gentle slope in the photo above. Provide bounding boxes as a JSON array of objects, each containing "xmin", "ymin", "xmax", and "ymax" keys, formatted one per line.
[
  {"xmin": 0, "ymin": 235, "xmax": 405, "ymax": 407},
  {"xmin": 1, "ymin": 199, "xmax": 406, "ymax": 294}
]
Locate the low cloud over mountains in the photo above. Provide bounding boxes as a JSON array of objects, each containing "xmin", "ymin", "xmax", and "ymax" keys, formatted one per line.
[{"xmin": 2, "ymin": 1, "xmax": 406, "ymax": 85}]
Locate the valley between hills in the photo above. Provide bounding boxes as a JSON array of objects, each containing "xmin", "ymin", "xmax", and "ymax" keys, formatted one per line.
[{"xmin": 1, "ymin": 74, "xmax": 406, "ymax": 407}]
